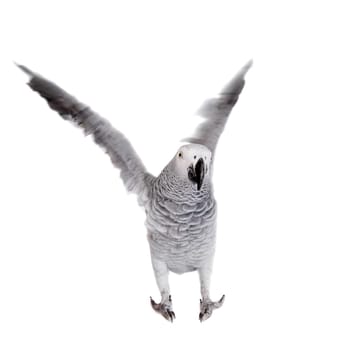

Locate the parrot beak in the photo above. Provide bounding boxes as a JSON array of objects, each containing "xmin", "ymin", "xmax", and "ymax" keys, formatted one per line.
[{"xmin": 188, "ymin": 157, "xmax": 205, "ymax": 190}]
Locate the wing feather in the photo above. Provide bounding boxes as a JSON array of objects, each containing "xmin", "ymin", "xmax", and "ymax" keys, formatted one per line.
[
  {"xmin": 16, "ymin": 64, "xmax": 154, "ymax": 203},
  {"xmin": 183, "ymin": 60, "xmax": 253, "ymax": 155}
]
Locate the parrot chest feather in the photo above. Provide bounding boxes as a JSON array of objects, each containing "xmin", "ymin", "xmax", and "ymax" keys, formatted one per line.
[{"xmin": 146, "ymin": 192, "xmax": 217, "ymax": 273}]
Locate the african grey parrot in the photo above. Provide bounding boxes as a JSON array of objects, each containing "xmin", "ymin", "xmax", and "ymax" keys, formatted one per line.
[{"xmin": 16, "ymin": 60, "xmax": 252, "ymax": 322}]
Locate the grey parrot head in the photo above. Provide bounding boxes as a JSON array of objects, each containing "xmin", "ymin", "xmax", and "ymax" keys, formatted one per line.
[{"xmin": 171, "ymin": 144, "xmax": 212, "ymax": 191}]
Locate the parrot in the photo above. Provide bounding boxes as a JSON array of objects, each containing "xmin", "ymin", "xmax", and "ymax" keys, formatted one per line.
[{"xmin": 16, "ymin": 60, "xmax": 252, "ymax": 322}]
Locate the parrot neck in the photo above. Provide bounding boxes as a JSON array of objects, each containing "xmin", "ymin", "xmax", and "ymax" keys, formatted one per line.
[{"xmin": 155, "ymin": 167, "xmax": 212, "ymax": 204}]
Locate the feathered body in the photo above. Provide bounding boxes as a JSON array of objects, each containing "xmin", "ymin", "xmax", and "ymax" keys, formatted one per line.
[
  {"xmin": 16, "ymin": 60, "xmax": 252, "ymax": 322},
  {"xmin": 146, "ymin": 168, "xmax": 216, "ymax": 274}
]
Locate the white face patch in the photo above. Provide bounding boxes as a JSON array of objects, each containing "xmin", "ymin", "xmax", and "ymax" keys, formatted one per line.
[{"xmin": 174, "ymin": 144, "xmax": 212, "ymax": 179}]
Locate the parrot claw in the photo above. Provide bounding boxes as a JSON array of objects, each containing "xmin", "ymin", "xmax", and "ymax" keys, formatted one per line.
[
  {"xmin": 150, "ymin": 296, "xmax": 176, "ymax": 322},
  {"xmin": 199, "ymin": 294, "xmax": 225, "ymax": 322}
]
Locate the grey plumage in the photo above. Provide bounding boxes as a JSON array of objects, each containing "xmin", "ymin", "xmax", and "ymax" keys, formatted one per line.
[
  {"xmin": 15, "ymin": 63, "xmax": 153, "ymax": 204},
  {"xmin": 16, "ymin": 61, "xmax": 252, "ymax": 322},
  {"xmin": 183, "ymin": 59, "xmax": 253, "ymax": 157},
  {"xmin": 147, "ymin": 159, "xmax": 216, "ymax": 275}
]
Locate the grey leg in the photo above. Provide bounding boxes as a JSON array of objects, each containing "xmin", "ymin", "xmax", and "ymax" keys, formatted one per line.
[
  {"xmin": 198, "ymin": 264, "xmax": 225, "ymax": 322},
  {"xmin": 150, "ymin": 257, "xmax": 175, "ymax": 322}
]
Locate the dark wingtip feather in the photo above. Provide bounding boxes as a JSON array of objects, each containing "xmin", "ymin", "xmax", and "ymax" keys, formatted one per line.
[
  {"xmin": 182, "ymin": 60, "xmax": 253, "ymax": 151},
  {"xmin": 14, "ymin": 62, "xmax": 35, "ymax": 78},
  {"xmin": 240, "ymin": 59, "xmax": 253, "ymax": 78},
  {"xmin": 239, "ymin": 59, "xmax": 253, "ymax": 77},
  {"xmin": 244, "ymin": 59, "xmax": 253, "ymax": 71},
  {"xmin": 221, "ymin": 59, "xmax": 253, "ymax": 95}
]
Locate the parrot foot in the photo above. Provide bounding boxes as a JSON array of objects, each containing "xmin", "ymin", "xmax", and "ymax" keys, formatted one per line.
[
  {"xmin": 199, "ymin": 294, "xmax": 225, "ymax": 322},
  {"xmin": 150, "ymin": 295, "xmax": 176, "ymax": 322}
]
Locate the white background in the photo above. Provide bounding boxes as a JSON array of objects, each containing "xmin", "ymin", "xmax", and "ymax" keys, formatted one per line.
[{"xmin": 0, "ymin": 0, "xmax": 349, "ymax": 349}]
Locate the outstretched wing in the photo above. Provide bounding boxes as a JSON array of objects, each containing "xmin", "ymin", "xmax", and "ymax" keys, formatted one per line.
[
  {"xmin": 16, "ymin": 64, "xmax": 154, "ymax": 204},
  {"xmin": 183, "ymin": 60, "xmax": 252, "ymax": 156}
]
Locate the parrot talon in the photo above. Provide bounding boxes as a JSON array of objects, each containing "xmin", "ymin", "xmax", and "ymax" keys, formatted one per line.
[
  {"xmin": 150, "ymin": 296, "xmax": 176, "ymax": 322},
  {"xmin": 199, "ymin": 294, "xmax": 225, "ymax": 322}
]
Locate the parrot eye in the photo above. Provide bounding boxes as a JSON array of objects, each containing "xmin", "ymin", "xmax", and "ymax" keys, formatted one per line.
[{"xmin": 178, "ymin": 152, "xmax": 183, "ymax": 158}]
